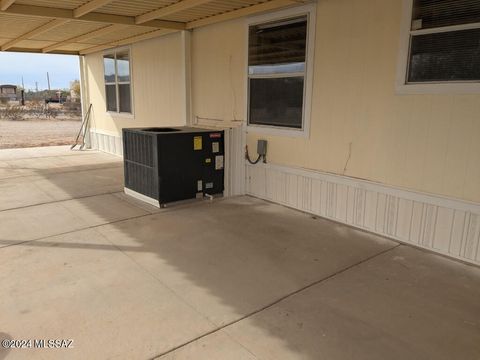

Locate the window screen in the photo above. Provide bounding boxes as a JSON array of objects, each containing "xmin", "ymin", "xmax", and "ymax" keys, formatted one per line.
[
  {"xmin": 408, "ymin": 29, "xmax": 480, "ymax": 82},
  {"xmin": 103, "ymin": 49, "xmax": 132, "ymax": 113},
  {"xmin": 248, "ymin": 16, "xmax": 308, "ymax": 129},
  {"xmin": 105, "ymin": 84, "xmax": 117, "ymax": 112},
  {"xmin": 249, "ymin": 77, "xmax": 304, "ymax": 128},
  {"xmin": 407, "ymin": 0, "xmax": 480, "ymax": 83},
  {"xmin": 412, "ymin": 0, "xmax": 480, "ymax": 29}
]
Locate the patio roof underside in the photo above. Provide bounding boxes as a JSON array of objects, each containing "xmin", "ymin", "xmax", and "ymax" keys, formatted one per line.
[{"xmin": 0, "ymin": 0, "xmax": 308, "ymax": 56}]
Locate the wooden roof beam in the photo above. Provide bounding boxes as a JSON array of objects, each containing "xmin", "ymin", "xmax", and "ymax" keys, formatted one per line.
[
  {"xmin": 136, "ymin": 0, "xmax": 214, "ymax": 25},
  {"xmin": 79, "ymin": 29, "xmax": 178, "ymax": 55},
  {"xmin": 0, "ymin": 0, "xmax": 15, "ymax": 11},
  {"xmin": 73, "ymin": 0, "xmax": 115, "ymax": 18},
  {"xmin": 4, "ymin": 47, "xmax": 78, "ymax": 55},
  {"xmin": 2, "ymin": 4, "xmax": 186, "ymax": 30},
  {"xmin": 1, "ymin": 19, "xmax": 69, "ymax": 51},
  {"xmin": 187, "ymin": 0, "xmax": 306, "ymax": 29},
  {"xmin": 42, "ymin": 24, "xmax": 126, "ymax": 53}
]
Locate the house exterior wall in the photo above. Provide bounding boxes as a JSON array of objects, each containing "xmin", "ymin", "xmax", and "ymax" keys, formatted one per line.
[
  {"xmin": 1, "ymin": 87, "xmax": 16, "ymax": 94},
  {"xmin": 83, "ymin": 0, "xmax": 480, "ymax": 264},
  {"xmin": 0, "ymin": 85, "xmax": 17, "ymax": 100},
  {"xmin": 190, "ymin": 0, "xmax": 480, "ymax": 204},
  {"xmin": 191, "ymin": 19, "xmax": 247, "ymax": 124},
  {"xmin": 85, "ymin": 31, "xmax": 185, "ymax": 137}
]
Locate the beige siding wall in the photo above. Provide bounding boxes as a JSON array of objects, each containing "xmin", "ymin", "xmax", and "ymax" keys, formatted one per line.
[
  {"xmin": 84, "ymin": 0, "xmax": 480, "ymax": 203},
  {"xmin": 191, "ymin": 0, "xmax": 480, "ymax": 203},
  {"xmin": 85, "ymin": 31, "xmax": 185, "ymax": 135},
  {"xmin": 191, "ymin": 19, "xmax": 247, "ymax": 123}
]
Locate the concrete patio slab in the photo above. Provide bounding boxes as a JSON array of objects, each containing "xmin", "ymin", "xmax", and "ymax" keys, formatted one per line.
[
  {"xmin": 0, "ymin": 167, "xmax": 124, "ymax": 211},
  {"xmin": 0, "ymin": 147, "xmax": 479, "ymax": 360},
  {"xmin": 159, "ymin": 332, "xmax": 257, "ymax": 360},
  {"xmin": 0, "ymin": 152, "xmax": 122, "ymax": 180},
  {"xmin": 0, "ymin": 229, "xmax": 215, "ymax": 360},
  {"xmin": 219, "ymin": 245, "xmax": 480, "ymax": 360},
  {"xmin": 0, "ymin": 193, "xmax": 148, "ymax": 246},
  {"xmin": 0, "ymin": 146, "xmax": 89, "ymax": 161},
  {"xmin": 96, "ymin": 196, "xmax": 397, "ymax": 327}
]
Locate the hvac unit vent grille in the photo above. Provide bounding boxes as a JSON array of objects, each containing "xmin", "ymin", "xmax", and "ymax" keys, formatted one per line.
[
  {"xmin": 123, "ymin": 130, "xmax": 157, "ymax": 199},
  {"xmin": 124, "ymin": 131, "xmax": 153, "ymax": 167},
  {"xmin": 124, "ymin": 162, "xmax": 157, "ymax": 198}
]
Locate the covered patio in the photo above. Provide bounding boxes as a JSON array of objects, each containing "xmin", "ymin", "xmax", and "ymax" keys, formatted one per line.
[
  {"xmin": 0, "ymin": 146, "xmax": 479, "ymax": 359},
  {"xmin": 1, "ymin": 0, "xmax": 480, "ymax": 358}
]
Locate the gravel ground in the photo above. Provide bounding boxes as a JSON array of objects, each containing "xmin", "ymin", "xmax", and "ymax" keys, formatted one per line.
[{"xmin": 0, "ymin": 118, "xmax": 82, "ymax": 149}]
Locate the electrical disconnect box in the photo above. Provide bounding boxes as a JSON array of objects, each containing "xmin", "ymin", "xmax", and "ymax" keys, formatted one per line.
[
  {"xmin": 122, "ymin": 127, "xmax": 225, "ymax": 207},
  {"xmin": 257, "ymin": 140, "xmax": 267, "ymax": 156}
]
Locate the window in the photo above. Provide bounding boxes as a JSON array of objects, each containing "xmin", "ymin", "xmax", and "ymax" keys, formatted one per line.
[
  {"xmin": 399, "ymin": 0, "xmax": 480, "ymax": 90},
  {"xmin": 247, "ymin": 6, "xmax": 315, "ymax": 135},
  {"xmin": 103, "ymin": 48, "xmax": 132, "ymax": 113}
]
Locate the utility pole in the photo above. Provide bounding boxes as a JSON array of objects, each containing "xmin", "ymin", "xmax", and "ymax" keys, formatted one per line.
[
  {"xmin": 47, "ymin": 72, "xmax": 51, "ymax": 91},
  {"xmin": 20, "ymin": 76, "xmax": 25, "ymax": 106},
  {"xmin": 35, "ymin": 81, "xmax": 38, "ymax": 92}
]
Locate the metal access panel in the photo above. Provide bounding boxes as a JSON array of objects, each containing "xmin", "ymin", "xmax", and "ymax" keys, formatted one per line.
[{"xmin": 123, "ymin": 126, "xmax": 225, "ymax": 206}]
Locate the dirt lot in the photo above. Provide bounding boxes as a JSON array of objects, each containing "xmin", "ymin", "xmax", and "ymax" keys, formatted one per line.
[{"xmin": 0, "ymin": 118, "xmax": 81, "ymax": 149}]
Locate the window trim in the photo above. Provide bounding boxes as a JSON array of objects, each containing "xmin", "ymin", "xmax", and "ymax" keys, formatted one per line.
[
  {"xmin": 245, "ymin": 3, "xmax": 316, "ymax": 138},
  {"xmin": 103, "ymin": 45, "xmax": 134, "ymax": 117},
  {"xmin": 396, "ymin": 0, "xmax": 480, "ymax": 94}
]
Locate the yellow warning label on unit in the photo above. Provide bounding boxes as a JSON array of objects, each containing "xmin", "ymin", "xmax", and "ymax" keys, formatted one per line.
[
  {"xmin": 205, "ymin": 158, "xmax": 211, "ymax": 163},
  {"xmin": 194, "ymin": 136, "xmax": 202, "ymax": 150}
]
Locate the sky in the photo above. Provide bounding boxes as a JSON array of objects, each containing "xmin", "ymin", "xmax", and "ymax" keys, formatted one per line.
[{"xmin": 0, "ymin": 52, "xmax": 80, "ymax": 91}]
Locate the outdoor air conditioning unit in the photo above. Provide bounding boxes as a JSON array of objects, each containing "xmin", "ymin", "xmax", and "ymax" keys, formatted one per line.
[{"xmin": 122, "ymin": 127, "xmax": 225, "ymax": 207}]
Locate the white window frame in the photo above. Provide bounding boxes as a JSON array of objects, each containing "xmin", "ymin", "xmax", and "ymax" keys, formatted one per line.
[
  {"xmin": 103, "ymin": 46, "xmax": 135, "ymax": 117},
  {"xmin": 246, "ymin": 3, "xmax": 316, "ymax": 138},
  {"xmin": 396, "ymin": 0, "xmax": 480, "ymax": 94}
]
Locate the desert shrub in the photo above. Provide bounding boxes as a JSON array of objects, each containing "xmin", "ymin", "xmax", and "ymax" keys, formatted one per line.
[
  {"xmin": 45, "ymin": 108, "xmax": 58, "ymax": 119},
  {"xmin": 28, "ymin": 104, "xmax": 45, "ymax": 118},
  {"xmin": 2, "ymin": 105, "xmax": 24, "ymax": 120}
]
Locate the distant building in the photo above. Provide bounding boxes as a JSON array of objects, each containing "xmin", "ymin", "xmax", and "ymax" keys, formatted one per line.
[{"xmin": 0, "ymin": 84, "xmax": 17, "ymax": 101}]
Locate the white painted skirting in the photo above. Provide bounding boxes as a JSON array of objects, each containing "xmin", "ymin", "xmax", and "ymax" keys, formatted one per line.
[
  {"xmin": 247, "ymin": 163, "xmax": 480, "ymax": 266},
  {"xmin": 89, "ymin": 129, "xmax": 123, "ymax": 157}
]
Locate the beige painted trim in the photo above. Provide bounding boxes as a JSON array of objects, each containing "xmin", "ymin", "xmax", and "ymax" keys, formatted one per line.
[
  {"xmin": 42, "ymin": 24, "xmax": 126, "ymax": 53},
  {"xmin": 181, "ymin": 31, "xmax": 192, "ymax": 125},
  {"xmin": 396, "ymin": 0, "xmax": 480, "ymax": 95},
  {"xmin": 1, "ymin": 19, "xmax": 69, "ymax": 51},
  {"xmin": 79, "ymin": 29, "xmax": 177, "ymax": 54},
  {"xmin": 73, "ymin": 0, "xmax": 114, "ymax": 18},
  {"xmin": 0, "ymin": 0, "xmax": 15, "ymax": 11},
  {"xmin": 79, "ymin": 56, "xmax": 91, "ymax": 147},
  {"xmin": 3, "ymin": 4, "xmax": 185, "ymax": 30},
  {"xmin": 136, "ymin": 0, "xmax": 214, "ymax": 24},
  {"xmin": 186, "ymin": 0, "xmax": 304, "ymax": 29}
]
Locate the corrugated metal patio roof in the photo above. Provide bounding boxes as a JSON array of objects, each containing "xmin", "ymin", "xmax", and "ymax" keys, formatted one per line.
[{"xmin": 0, "ymin": 0, "xmax": 309, "ymax": 55}]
